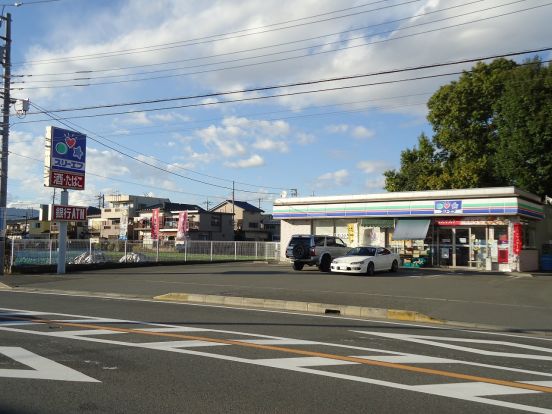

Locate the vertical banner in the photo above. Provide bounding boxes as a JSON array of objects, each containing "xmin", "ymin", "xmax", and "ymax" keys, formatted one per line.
[
  {"xmin": 513, "ymin": 223, "xmax": 522, "ymax": 255},
  {"xmin": 151, "ymin": 208, "xmax": 160, "ymax": 240},
  {"xmin": 176, "ymin": 211, "xmax": 188, "ymax": 241}
]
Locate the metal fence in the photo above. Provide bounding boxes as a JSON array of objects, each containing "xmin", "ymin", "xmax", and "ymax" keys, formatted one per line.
[{"xmin": 10, "ymin": 239, "xmax": 281, "ymax": 269}]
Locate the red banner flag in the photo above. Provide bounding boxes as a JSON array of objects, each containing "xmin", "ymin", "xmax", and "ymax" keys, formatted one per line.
[
  {"xmin": 151, "ymin": 208, "xmax": 160, "ymax": 240},
  {"xmin": 176, "ymin": 211, "xmax": 188, "ymax": 241},
  {"xmin": 513, "ymin": 223, "xmax": 522, "ymax": 255}
]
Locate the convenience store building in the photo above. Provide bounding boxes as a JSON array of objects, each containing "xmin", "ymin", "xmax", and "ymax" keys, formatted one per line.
[{"xmin": 273, "ymin": 187, "xmax": 548, "ymax": 272}]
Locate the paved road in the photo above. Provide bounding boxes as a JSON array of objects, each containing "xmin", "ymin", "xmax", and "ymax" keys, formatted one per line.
[
  {"xmin": 1, "ymin": 291, "xmax": 551, "ymax": 413},
  {"xmin": 2, "ymin": 262, "xmax": 551, "ymax": 332}
]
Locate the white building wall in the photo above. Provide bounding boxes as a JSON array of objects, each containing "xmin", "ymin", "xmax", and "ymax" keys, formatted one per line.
[{"xmin": 280, "ymin": 219, "xmax": 312, "ymax": 261}]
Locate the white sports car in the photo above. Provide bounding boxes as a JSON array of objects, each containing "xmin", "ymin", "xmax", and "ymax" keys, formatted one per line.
[{"xmin": 330, "ymin": 246, "xmax": 399, "ymax": 275}]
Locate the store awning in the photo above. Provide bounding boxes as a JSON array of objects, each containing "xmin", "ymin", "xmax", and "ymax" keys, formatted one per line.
[{"xmin": 392, "ymin": 219, "xmax": 430, "ymax": 240}]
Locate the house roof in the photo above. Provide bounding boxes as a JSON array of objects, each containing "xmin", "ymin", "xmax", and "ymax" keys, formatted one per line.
[
  {"xmin": 139, "ymin": 202, "xmax": 205, "ymax": 213},
  {"xmin": 211, "ymin": 200, "xmax": 264, "ymax": 213}
]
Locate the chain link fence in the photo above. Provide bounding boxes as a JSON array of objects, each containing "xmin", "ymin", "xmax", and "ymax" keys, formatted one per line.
[{"xmin": 10, "ymin": 239, "xmax": 281, "ymax": 269}]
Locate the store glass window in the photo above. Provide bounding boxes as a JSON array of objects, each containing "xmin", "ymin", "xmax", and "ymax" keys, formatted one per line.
[{"xmin": 522, "ymin": 223, "xmax": 537, "ymax": 249}]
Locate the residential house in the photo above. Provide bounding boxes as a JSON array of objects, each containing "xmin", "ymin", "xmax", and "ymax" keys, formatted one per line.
[
  {"xmin": 210, "ymin": 200, "xmax": 274, "ymax": 241},
  {"xmin": 98, "ymin": 194, "xmax": 170, "ymax": 240},
  {"xmin": 135, "ymin": 202, "xmax": 234, "ymax": 241}
]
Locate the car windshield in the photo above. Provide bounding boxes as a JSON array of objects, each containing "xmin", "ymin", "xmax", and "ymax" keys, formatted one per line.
[{"xmin": 346, "ymin": 247, "xmax": 376, "ymax": 256}]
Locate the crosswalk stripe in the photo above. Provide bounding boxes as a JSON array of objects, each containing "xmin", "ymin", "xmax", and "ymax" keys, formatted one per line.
[
  {"xmin": 255, "ymin": 357, "xmax": 358, "ymax": 368},
  {"xmin": 411, "ymin": 381, "xmax": 541, "ymax": 397}
]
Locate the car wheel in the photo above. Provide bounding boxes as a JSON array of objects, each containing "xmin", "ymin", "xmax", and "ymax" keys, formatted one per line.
[
  {"xmin": 319, "ymin": 255, "xmax": 331, "ymax": 272},
  {"xmin": 366, "ymin": 262, "xmax": 375, "ymax": 276},
  {"xmin": 292, "ymin": 243, "xmax": 309, "ymax": 259},
  {"xmin": 293, "ymin": 262, "xmax": 304, "ymax": 271},
  {"xmin": 390, "ymin": 260, "xmax": 398, "ymax": 273}
]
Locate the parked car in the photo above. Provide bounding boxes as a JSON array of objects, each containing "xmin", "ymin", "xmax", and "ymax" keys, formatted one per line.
[
  {"xmin": 285, "ymin": 234, "xmax": 349, "ymax": 272},
  {"xmin": 330, "ymin": 246, "xmax": 399, "ymax": 275}
]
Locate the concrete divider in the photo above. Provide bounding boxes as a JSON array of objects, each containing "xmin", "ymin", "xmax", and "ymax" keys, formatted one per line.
[{"xmin": 153, "ymin": 292, "xmax": 445, "ymax": 325}]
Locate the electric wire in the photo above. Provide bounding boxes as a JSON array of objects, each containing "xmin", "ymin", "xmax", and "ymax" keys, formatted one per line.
[
  {"xmin": 12, "ymin": 2, "xmax": 549, "ymax": 90},
  {"xmin": 13, "ymin": 54, "xmax": 552, "ymax": 126},
  {"xmin": 30, "ymin": 101, "xmax": 285, "ymax": 195},
  {"xmin": 9, "ymin": 151, "xmax": 234, "ymax": 202},
  {"xmin": 15, "ymin": 46, "xmax": 552, "ymax": 117},
  {"xmin": 12, "ymin": 0, "xmax": 418, "ymax": 66},
  {"xmin": 12, "ymin": 0, "xmax": 484, "ymax": 79}
]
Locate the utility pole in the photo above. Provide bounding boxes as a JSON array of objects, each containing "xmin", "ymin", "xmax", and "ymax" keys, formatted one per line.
[
  {"xmin": 0, "ymin": 13, "xmax": 11, "ymax": 275},
  {"xmin": 203, "ymin": 199, "xmax": 210, "ymax": 210},
  {"xmin": 232, "ymin": 181, "xmax": 235, "ymax": 231}
]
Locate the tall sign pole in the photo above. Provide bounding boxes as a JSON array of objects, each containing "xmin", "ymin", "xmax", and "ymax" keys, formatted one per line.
[
  {"xmin": 44, "ymin": 126, "xmax": 87, "ymax": 274},
  {"xmin": 0, "ymin": 13, "xmax": 11, "ymax": 275}
]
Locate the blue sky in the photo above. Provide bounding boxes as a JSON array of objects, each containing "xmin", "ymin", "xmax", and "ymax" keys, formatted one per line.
[{"xmin": 5, "ymin": 0, "xmax": 551, "ymax": 213}]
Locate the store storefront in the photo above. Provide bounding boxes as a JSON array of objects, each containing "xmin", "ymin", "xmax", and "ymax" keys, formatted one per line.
[{"xmin": 273, "ymin": 187, "xmax": 545, "ymax": 272}]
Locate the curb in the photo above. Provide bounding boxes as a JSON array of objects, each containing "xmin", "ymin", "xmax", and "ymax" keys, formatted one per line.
[
  {"xmin": 153, "ymin": 292, "xmax": 445, "ymax": 324},
  {"xmin": 0, "ymin": 282, "xmax": 12, "ymax": 290}
]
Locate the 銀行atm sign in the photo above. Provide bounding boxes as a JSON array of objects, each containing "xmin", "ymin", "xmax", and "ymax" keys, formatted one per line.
[{"xmin": 44, "ymin": 126, "xmax": 86, "ymax": 190}]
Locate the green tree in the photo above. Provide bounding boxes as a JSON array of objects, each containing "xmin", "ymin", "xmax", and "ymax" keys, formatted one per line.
[
  {"xmin": 493, "ymin": 59, "xmax": 552, "ymax": 196},
  {"xmin": 384, "ymin": 58, "xmax": 552, "ymax": 196},
  {"xmin": 383, "ymin": 133, "xmax": 444, "ymax": 191}
]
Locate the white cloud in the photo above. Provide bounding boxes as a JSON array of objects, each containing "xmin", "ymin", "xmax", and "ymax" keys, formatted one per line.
[
  {"xmin": 225, "ymin": 154, "xmax": 264, "ymax": 168},
  {"xmin": 326, "ymin": 124, "xmax": 349, "ymax": 134},
  {"xmin": 356, "ymin": 160, "xmax": 390, "ymax": 174},
  {"xmin": 364, "ymin": 177, "xmax": 387, "ymax": 192},
  {"xmin": 296, "ymin": 132, "xmax": 316, "ymax": 145},
  {"xmin": 121, "ymin": 112, "xmax": 152, "ymax": 126},
  {"xmin": 315, "ymin": 169, "xmax": 350, "ymax": 188},
  {"xmin": 253, "ymin": 138, "xmax": 289, "ymax": 153},
  {"xmin": 352, "ymin": 126, "xmax": 375, "ymax": 140}
]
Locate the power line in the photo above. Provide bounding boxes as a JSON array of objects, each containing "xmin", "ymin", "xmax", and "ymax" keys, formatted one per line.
[
  {"xmin": 12, "ymin": 2, "xmax": 548, "ymax": 90},
  {"xmin": 30, "ymin": 101, "xmax": 285, "ymax": 195},
  {"xmin": 13, "ymin": 47, "xmax": 552, "ymax": 125},
  {"xmin": 12, "ymin": 0, "xmax": 484, "ymax": 79},
  {"xmin": 9, "ymin": 151, "xmax": 233, "ymax": 202},
  {"xmin": 12, "ymin": 0, "xmax": 417, "ymax": 66}
]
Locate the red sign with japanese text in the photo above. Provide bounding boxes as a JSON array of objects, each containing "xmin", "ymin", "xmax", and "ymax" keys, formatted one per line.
[
  {"xmin": 50, "ymin": 205, "xmax": 87, "ymax": 221},
  {"xmin": 513, "ymin": 223, "xmax": 522, "ymax": 255},
  {"xmin": 49, "ymin": 170, "xmax": 85, "ymax": 190}
]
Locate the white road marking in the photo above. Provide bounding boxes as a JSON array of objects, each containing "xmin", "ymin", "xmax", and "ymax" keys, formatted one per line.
[
  {"xmin": 352, "ymin": 331, "xmax": 552, "ymax": 361},
  {"xmin": 141, "ymin": 340, "xmax": 229, "ymax": 349},
  {"xmin": 0, "ymin": 347, "xmax": 99, "ymax": 383},
  {"xmin": 352, "ymin": 355, "xmax": 456, "ymax": 364},
  {"xmin": 5, "ymin": 290, "xmax": 552, "ymax": 344},
  {"xmin": 48, "ymin": 329, "xmax": 126, "ymax": 337},
  {"xmin": 1, "ymin": 307, "xmax": 551, "ymax": 413},
  {"xmin": 256, "ymin": 357, "xmax": 358, "ymax": 368},
  {"xmin": 411, "ymin": 382, "xmax": 540, "ymax": 397}
]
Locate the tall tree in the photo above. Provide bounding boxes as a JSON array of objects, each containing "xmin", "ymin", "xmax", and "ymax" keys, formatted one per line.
[
  {"xmin": 384, "ymin": 58, "xmax": 552, "ymax": 196},
  {"xmin": 493, "ymin": 59, "xmax": 552, "ymax": 196},
  {"xmin": 384, "ymin": 133, "xmax": 444, "ymax": 191}
]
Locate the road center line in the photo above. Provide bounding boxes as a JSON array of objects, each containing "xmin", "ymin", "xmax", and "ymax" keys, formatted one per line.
[{"xmin": 8, "ymin": 314, "xmax": 552, "ymax": 395}]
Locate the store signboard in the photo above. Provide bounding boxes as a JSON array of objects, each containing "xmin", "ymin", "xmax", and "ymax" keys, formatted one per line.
[
  {"xmin": 434, "ymin": 200, "xmax": 462, "ymax": 214},
  {"xmin": 435, "ymin": 217, "xmax": 509, "ymax": 226},
  {"xmin": 44, "ymin": 126, "xmax": 86, "ymax": 190},
  {"xmin": 49, "ymin": 205, "xmax": 87, "ymax": 221}
]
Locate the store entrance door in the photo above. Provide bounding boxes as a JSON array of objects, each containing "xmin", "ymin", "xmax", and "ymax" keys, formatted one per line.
[
  {"xmin": 455, "ymin": 228, "xmax": 470, "ymax": 267},
  {"xmin": 437, "ymin": 227, "xmax": 453, "ymax": 267}
]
